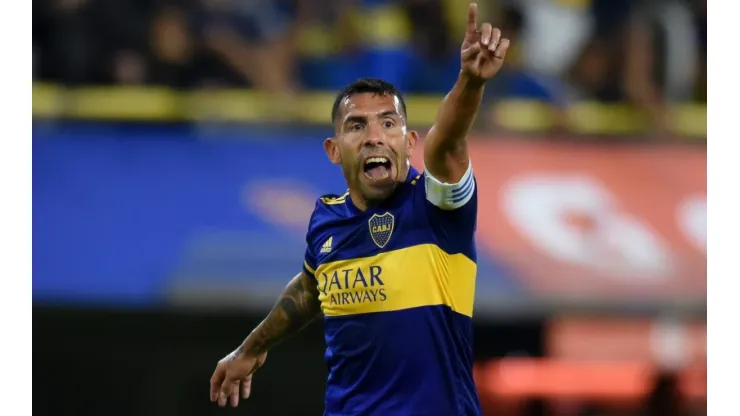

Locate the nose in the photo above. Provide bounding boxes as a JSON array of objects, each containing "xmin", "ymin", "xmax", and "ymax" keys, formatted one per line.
[
  {"xmin": 363, "ymin": 137, "xmax": 384, "ymax": 148},
  {"xmin": 363, "ymin": 124, "xmax": 385, "ymax": 148}
]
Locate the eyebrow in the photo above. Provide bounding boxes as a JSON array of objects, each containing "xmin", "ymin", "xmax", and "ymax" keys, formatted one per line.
[
  {"xmin": 379, "ymin": 110, "xmax": 400, "ymax": 119},
  {"xmin": 344, "ymin": 110, "xmax": 399, "ymax": 122},
  {"xmin": 343, "ymin": 115, "xmax": 367, "ymax": 126},
  {"xmin": 341, "ymin": 110, "xmax": 403, "ymax": 131}
]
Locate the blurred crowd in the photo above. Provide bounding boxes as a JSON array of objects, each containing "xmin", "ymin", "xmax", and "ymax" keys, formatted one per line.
[{"xmin": 33, "ymin": 0, "xmax": 706, "ymax": 129}]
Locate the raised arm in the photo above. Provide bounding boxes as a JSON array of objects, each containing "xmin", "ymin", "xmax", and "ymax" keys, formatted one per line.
[
  {"xmin": 423, "ymin": 3, "xmax": 509, "ymax": 183},
  {"xmin": 209, "ymin": 271, "xmax": 321, "ymax": 407}
]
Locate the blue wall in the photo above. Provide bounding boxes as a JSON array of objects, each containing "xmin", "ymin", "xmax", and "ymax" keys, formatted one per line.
[{"xmin": 33, "ymin": 124, "xmax": 521, "ymax": 308}]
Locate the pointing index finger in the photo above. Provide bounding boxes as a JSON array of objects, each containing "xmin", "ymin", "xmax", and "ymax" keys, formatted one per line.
[{"xmin": 467, "ymin": 3, "xmax": 478, "ymax": 34}]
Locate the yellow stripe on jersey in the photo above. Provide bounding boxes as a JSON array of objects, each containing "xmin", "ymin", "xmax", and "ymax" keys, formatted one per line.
[
  {"xmin": 410, "ymin": 174, "xmax": 422, "ymax": 186},
  {"xmin": 320, "ymin": 191, "xmax": 350, "ymax": 205},
  {"xmin": 304, "ymin": 261, "xmax": 316, "ymax": 276},
  {"xmin": 314, "ymin": 244, "xmax": 476, "ymax": 318}
]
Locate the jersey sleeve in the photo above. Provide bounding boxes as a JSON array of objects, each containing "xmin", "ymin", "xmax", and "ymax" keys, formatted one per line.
[
  {"xmin": 421, "ymin": 161, "xmax": 478, "ymax": 258},
  {"xmin": 303, "ymin": 246, "xmax": 317, "ymax": 278},
  {"xmin": 302, "ymin": 200, "xmax": 321, "ymax": 278},
  {"xmin": 424, "ymin": 160, "xmax": 475, "ymax": 210}
]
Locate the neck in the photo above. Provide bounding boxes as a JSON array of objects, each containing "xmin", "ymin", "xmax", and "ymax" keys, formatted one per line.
[
  {"xmin": 349, "ymin": 188, "xmax": 370, "ymax": 211},
  {"xmin": 349, "ymin": 164, "xmax": 412, "ymax": 211},
  {"xmin": 349, "ymin": 187, "xmax": 399, "ymax": 211}
]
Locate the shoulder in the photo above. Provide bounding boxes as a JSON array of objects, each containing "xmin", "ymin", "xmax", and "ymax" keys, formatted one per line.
[
  {"xmin": 315, "ymin": 190, "xmax": 351, "ymax": 218},
  {"xmin": 415, "ymin": 163, "xmax": 478, "ymax": 247},
  {"xmin": 318, "ymin": 190, "xmax": 350, "ymax": 207},
  {"xmin": 306, "ymin": 191, "xmax": 351, "ymax": 237},
  {"xmin": 404, "ymin": 165, "xmax": 477, "ymax": 259}
]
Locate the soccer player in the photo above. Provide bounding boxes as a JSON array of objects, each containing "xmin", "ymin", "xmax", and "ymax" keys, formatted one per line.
[{"xmin": 209, "ymin": 3, "xmax": 509, "ymax": 415}]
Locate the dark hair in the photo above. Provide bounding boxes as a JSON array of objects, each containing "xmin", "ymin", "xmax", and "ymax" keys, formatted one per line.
[{"xmin": 331, "ymin": 78, "xmax": 408, "ymax": 124}]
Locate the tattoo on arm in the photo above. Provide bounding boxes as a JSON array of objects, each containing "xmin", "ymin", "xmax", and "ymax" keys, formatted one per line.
[{"xmin": 243, "ymin": 271, "xmax": 321, "ymax": 355}]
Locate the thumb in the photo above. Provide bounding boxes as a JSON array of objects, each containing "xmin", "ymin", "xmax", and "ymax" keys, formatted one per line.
[{"xmin": 461, "ymin": 43, "xmax": 481, "ymax": 62}]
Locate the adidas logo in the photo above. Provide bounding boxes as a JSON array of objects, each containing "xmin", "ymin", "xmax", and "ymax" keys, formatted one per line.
[{"xmin": 320, "ymin": 236, "xmax": 333, "ymax": 253}]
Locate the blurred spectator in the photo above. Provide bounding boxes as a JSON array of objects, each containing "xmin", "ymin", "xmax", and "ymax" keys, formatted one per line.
[
  {"xmin": 405, "ymin": 0, "xmax": 453, "ymax": 63},
  {"xmin": 146, "ymin": 5, "xmax": 196, "ymax": 88},
  {"xmin": 93, "ymin": 0, "xmax": 152, "ymax": 85},
  {"xmin": 348, "ymin": 0, "xmax": 414, "ymax": 90},
  {"xmin": 200, "ymin": 0, "xmax": 299, "ymax": 94},
  {"xmin": 518, "ymin": 0, "xmax": 594, "ymax": 82},
  {"xmin": 570, "ymin": 0, "xmax": 705, "ymax": 134},
  {"xmin": 623, "ymin": 0, "xmax": 701, "ymax": 134},
  {"xmin": 31, "ymin": 0, "xmax": 707, "ymax": 131},
  {"xmin": 483, "ymin": 2, "xmax": 573, "ymax": 131},
  {"xmin": 690, "ymin": 0, "xmax": 706, "ymax": 103},
  {"xmin": 112, "ymin": 50, "xmax": 148, "ymax": 85},
  {"xmin": 293, "ymin": 0, "xmax": 360, "ymax": 89},
  {"xmin": 33, "ymin": 0, "xmax": 97, "ymax": 84},
  {"xmin": 402, "ymin": 0, "xmax": 459, "ymax": 93}
]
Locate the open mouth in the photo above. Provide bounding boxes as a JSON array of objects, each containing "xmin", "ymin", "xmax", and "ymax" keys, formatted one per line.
[{"xmin": 363, "ymin": 156, "xmax": 393, "ymax": 181}]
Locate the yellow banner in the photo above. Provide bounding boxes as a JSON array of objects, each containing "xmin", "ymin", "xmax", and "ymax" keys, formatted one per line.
[{"xmin": 31, "ymin": 84, "xmax": 706, "ymax": 138}]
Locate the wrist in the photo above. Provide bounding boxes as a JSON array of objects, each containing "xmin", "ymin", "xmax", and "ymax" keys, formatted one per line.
[
  {"xmin": 242, "ymin": 333, "xmax": 268, "ymax": 355},
  {"xmin": 458, "ymin": 71, "xmax": 486, "ymax": 92}
]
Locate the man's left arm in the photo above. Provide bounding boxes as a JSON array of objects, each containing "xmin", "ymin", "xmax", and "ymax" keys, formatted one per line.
[{"xmin": 423, "ymin": 2, "xmax": 510, "ymax": 209}]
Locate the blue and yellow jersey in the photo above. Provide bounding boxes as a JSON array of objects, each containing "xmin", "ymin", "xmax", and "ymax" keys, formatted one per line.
[{"xmin": 302, "ymin": 163, "xmax": 481, "ymax": 416}]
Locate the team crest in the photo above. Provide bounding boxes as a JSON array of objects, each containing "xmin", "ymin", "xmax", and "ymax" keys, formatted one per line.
[{"xmin": 368, "ymin": 212, "xmax": 395, "ymax": 248}]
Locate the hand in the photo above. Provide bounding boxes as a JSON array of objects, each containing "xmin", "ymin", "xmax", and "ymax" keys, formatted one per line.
[
  {"xmin": 209, "ymin": 347, "xmax": 268, "ymax": 407},
  {"xmin": 460, "ymin": 3, "xmax": 510, "ymax": 83}
]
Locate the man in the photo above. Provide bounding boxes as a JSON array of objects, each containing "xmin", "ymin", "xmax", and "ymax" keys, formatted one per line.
[{"xmin": 209, "ymin": 3, "xmax": 509, "ymax": 415}]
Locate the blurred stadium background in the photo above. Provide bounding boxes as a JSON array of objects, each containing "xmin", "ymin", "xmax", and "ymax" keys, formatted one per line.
[{"xmin": 32, "ymin": 0, "xmax": 706, "ymax": 415}]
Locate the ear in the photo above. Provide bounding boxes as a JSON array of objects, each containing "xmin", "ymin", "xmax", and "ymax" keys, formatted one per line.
[
  {"xmin": 323, "ymin": 137, "xmax": 341, "ymax": 164},
  {"xmin": 406, "ymin": 130, "xmax": 419, "ymax": 156}
]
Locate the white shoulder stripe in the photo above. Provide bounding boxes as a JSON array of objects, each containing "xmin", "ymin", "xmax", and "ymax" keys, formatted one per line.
[{"xmin": 424, "ymin": 162, "xmax": 475, "ymax": 210}]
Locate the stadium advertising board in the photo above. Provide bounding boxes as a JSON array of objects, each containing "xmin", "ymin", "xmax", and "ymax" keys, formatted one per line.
[
  {"xmin": 444, "ymin": 140, "xmax": 707, "ymax": 307},
  {"xmin": 33, "ymin": 126, "xmax": 705, "ymax": 315},
  {"xmin": 473, "ymin": 317, "xmax": 706, "ymax": 403}
]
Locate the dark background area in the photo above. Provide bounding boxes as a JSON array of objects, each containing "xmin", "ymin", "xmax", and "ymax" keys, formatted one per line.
[{"xmin": 33, "ymin": 306, "xmax": 543, "ymax": 416}]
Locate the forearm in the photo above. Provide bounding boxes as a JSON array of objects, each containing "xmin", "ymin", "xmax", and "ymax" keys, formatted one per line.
[
  {"xmin": 424, "ymin": 73, "xmax": 485, "ymax": 181},
  {"xmin": 241, "ymin": 272, "xmax": 321, "ymax": 354},
  {"xmin": 434, "ymin": 72, "xmax": 486, "ymax": 143}
]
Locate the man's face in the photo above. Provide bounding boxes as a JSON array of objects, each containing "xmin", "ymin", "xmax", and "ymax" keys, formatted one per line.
[{"xmin": 324, "ymin": 92, "xmax": 417, "ymax": 205}]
